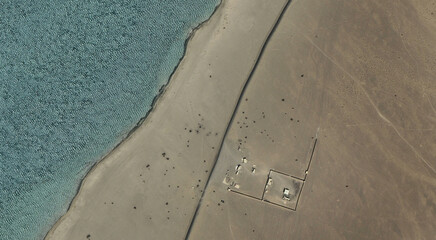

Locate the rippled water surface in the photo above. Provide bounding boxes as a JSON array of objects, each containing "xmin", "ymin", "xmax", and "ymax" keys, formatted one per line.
[{"xmin": 0, "ymin": 0, "xmax": 219, "ymax": 239}]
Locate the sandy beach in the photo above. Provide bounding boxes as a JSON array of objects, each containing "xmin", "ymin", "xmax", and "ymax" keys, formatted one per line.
[{"xmin": 45, "ymin": 0, "xmax": 289, "ymax": 239}]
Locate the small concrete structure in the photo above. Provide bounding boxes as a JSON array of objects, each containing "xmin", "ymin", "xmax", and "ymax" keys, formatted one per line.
[
  {"xmin": 235, "ymin": 164, "xmax": 241, "ymax": 175},
  {"xmin": 283, "ymin": 188, "xmax": 290, "ymax": 200}
]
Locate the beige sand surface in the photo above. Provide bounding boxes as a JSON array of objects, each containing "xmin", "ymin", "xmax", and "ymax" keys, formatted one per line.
[
  {"xmin": 44, "ymin": 0, "xmax": 289, "ymax": 239},
  {"xmin": 187, "ymin": 0, "xmax": 436, "ymax": 239}
]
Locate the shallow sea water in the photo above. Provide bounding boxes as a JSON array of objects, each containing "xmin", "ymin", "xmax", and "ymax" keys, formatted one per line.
[{"xmin": 0, "ymin": 0, "xmax": 219, "ymax": 239}]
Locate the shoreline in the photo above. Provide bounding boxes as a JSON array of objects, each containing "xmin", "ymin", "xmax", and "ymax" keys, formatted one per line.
[
  {"xmin": 43, "ymin": 1, "xmax": 222, "ymax": 238},
  {"xmin": 45, "ymin": 0, "xmax": 289, "ymax": 239}
]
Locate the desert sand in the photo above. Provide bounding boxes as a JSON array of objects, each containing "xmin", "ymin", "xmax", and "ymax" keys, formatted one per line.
[
  {"xmin": 45, "ymin": 0, "xmax": 289, "ymax": 239},
  {"xmin": 187, "ymin": 0, "xmax": 436, "ymax": 239}
]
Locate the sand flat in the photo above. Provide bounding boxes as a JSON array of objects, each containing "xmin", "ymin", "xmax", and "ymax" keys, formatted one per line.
[
  {"xmin": 187, "ymin": 0, "xmax": 436, "ymax": 239},
  {"xmin": 45, "ymin": 0, "xmax": 289, "ymax": 239}
]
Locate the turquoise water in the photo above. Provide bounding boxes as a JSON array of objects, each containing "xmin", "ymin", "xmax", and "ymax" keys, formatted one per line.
[{"xmin": 0, "ymin": 0, "xmax": 219, "ymax": 239}]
